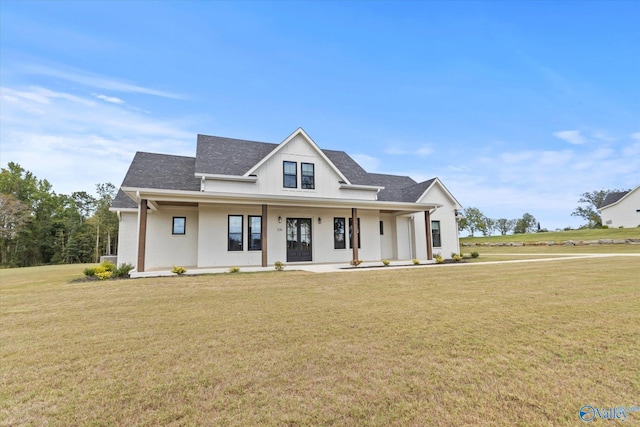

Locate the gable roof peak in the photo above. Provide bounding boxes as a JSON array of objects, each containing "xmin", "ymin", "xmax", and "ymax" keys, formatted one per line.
[{"xmin": 244, "ymin": 128, "xmax": 351, "ymax": 184}]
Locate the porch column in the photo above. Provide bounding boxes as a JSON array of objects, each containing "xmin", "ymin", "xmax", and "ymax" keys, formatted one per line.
[
  {"xmin": 425, "ymin": 210, "xmax": 433, "ymax": 260},
  {"xmin": 351, "ymin": 208, "xmax": 359, "ymax": 262},
  {"xmin": 261, "ymin": 204, "xmax": 268, "ymax": 267},
  {"xmin": 137, "ymin": 199, "xmax": 148, "ymax": 272}
]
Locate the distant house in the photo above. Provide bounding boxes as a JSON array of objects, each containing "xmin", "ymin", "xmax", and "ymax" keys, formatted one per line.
[
  {"xmin": 599, "ymin": 185, "xmax": 640, "ymax": 228},
  {"xmin": 110, "ymin": 128, "xmax": 462, "ymax": 273}
]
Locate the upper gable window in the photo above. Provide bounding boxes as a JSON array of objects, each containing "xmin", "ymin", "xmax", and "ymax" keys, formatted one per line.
[
  {"xmin": 283, "ymin": 161, "xmax": 297, "ymax": 188},
  {"xmin": 301, "ymin": 163, "xmax": 315, "ymax": 189}
]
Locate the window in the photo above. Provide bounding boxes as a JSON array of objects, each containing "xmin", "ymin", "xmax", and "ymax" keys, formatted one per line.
[
  {"xmin": 334, "ymin": 218, "xmax": 361, "ymax": 249},
  {"xmin": 349, "ymin": 218, "xmax": 361, "ymax": 249},
  {"xmin": 172, "ymin": 217, "xmax": 186, "ymax": 235},
  {"xmin": 228, "ymin": 215, "xmax": 243, "ymax": 251},
  {"xmin": 301, "ymin": 163, "xmax": 315, "ymax": 189},
  {"xmin": 379, "ymin": 220, "xmax": 384, "ymax": 235},
  {"xmin": 283, "ymin": 161, "xmax": 297, "ymax": 188},
  {"xmin": 431, "ymin": 220, "xmax": 441, "ymax": 247},
  {"xmin": 248, "ymin": 215, "xmax": 262, "ymax": 250},
  {"xmin": 334, "ymin": 218, "xmax": 345, "ymax": 249}
]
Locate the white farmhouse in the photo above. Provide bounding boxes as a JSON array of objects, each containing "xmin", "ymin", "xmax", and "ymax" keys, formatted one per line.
[
  {"xmin": 111, "ymin": 128, "xmax": 462, "ymax": 273},
  {"xmin": 599, "ymin": 185, "xmax": 640, "ymax": 228}
]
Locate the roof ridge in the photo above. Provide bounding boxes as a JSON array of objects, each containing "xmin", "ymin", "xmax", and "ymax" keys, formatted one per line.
[
  {"xmin": 134, "ymin": 151, "xmax": 195, "ymax": 159},
  {"xmin": 197, "ymin": 134, "xmax": 276, "ymax": 146}
]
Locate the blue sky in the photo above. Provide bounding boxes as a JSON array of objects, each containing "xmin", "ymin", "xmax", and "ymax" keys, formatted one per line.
[{"xmin": 1, "ymin": 0, "xmax": 638, "ymax": 231}]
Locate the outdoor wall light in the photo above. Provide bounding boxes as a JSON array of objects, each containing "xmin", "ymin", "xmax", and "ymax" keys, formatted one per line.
[
  {"xmin": 318, "ymin": 217, "xmax": 322, "ymax": 224},
  {"xmin": 278, "ymin": 216, "xmax": 282, "ymax": 223}
]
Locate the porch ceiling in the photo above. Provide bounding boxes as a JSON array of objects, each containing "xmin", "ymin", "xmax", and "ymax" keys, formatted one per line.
[{"xmin": 121, "ymin": 186, "xmax": 441, "ymax": 213}]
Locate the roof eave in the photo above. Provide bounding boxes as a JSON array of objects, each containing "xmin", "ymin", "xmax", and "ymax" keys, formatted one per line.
[
  {"xmin": 195, "ymin": 172, "xmax": 258, "ymax": 183},
  {"xmin": 120, "ymin": 186, "xmax": 439, "ymax": 212},
  {"xmin": 339, "ymin": 183, "xmax": 384, "ymax": 192}
]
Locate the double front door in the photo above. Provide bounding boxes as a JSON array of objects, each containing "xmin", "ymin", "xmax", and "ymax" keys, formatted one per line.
[{"xmin": 286, "ymin": 218, "xmax": 312, "ymax": 262}]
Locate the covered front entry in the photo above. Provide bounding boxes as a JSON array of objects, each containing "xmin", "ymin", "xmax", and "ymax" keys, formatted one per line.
[{"xmin": 286, "ymin": 218, "xmax": 312, "ymax": 262}]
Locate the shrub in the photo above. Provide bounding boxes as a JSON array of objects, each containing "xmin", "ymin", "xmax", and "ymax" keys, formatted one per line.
[
  {"xmin": 172, "ymin": 266, "xmax": 187, "ymax": 275},
  {"xmin": 101, "ymin": 261, "xmax": 116, "ymax": 272},
  {"xmin": 274, "ymin": 261, "xmax": 285, "ymax": 271},
  {"xmin": 95, "ymin": 270, "xmax": 112, "ymax": 280},
  {"xmin": 113, "ymin": 263, "xmax": 134, "ymax": 278},
  {"xmin": 471, "ymin": 251, "xmax": 480, "ymax": 259},
  {"xmin": 601, "ymin": 225, "xmax": 609, "ymax": 229},
  {"xmin": 350, "ymin": 259, "xmax": 362, "ymax": 267},
  {"xmin": 452, "ymin": 254, "xmax": 463, "ymax": 262},
  {"xmin": 412, "ymin": 259, "xmax": 420, "ymax": 265},
  {"xmin": 229, "ymin": 266, "xmax": 240, "ymax": 273},
  {"xmin": 434, "ymin": 253, "xmax": 444, "ymax": 264},
  {"xmin": 83, "ymin": 267, "xmax": 97, "ymax": 277},
  {"xmin": 381, "ymin": 259, "xmax": 390, "ymax": 266}
]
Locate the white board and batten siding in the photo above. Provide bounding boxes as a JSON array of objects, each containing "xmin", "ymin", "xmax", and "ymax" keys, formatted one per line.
[{"xmin": 203, "ymin": 134, "xmax": 378, "ymax": 201}]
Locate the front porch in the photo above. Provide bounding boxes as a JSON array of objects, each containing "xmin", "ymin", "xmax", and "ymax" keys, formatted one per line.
[{"xmin": 122, "ymin": 191, "xmax": 440, "ymax": 273}]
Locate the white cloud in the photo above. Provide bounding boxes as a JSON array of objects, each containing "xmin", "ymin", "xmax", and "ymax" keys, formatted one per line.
[
  {"xmin": 384, "ymin": 145, "xmax": 433, "ymax": 156},
  {"xmin": 591, "ymin": 130, "xmax": 615, "ymax": 143},
  {"xmin": 93, "ymin": 93, "xmax": 125, "ymax": 104},
  {"xmin": 553, "ymin": 130, "xmax": 586, "ymax": 145},
  {"xmin": 391, "ymin": 135, "xmax": 640, "ymax": 232},
  {"xmin": 1, "ymin": 84, "xmax": 195, "ymax": 195},
  {"xmin": 22, "ymin": 63, "xmax": 186, "ymax": 99}
]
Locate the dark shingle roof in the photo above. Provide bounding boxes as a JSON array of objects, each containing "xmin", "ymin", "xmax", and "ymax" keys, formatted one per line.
[
  {"xmin": 112, "ymin": 133, "xmax": 441, "ymax": 208},
  {"xmin": 112, "ymin": 189, "xmax": 137, "ymax": 209},
  {"xmin": 195, "ymin": 135, "xmax": 277, "ymax": 175},
  {"xmin": 600, "ymin": 190, "xmax": 629, "ymax": 208},
  {"xmin": 111, "ymin": 152, "xmax": 199, "ymax": 209},
  {"xmin": 401, "ymin": 178, "xmax": 437, "ymax": 203},
  {"xmin": 322, "ymin": 150, "xmax": 371, "ymax": 185},
  {"xmin": 366, "ymin": 173, "xmax": 417, "ymax": 202}
]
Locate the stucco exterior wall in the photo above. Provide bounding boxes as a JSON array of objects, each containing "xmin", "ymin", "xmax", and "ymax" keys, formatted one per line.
[
  {"xmin": 196, "ymin": 205, "xmax": 384, "ymax": 268},
  {"xmin": 379, "ymin": 213, "xmax": 397, "ymax": 260},
  {"xmin": 116, "ymin": 212, "xmax": 138, "ymax": 267},
  {"xmin": 416, "ymin": 183, "xmax": 461, "ymax": 258},
  {"xmin": 430, "ymin": 207, "xmax": 461, "ymax": 257},
  {"xmin": 395, "ymin": 216, "xmax": 413, "ymax": 260},
  {"xmin": 197, "ymin": 204, "xmax": 264, "ymax": 267},
  {"xmin": 601, "ymin": 189, "xmax": 640, "ymax": 228},
  {"xmin": 144, "ymin": 207, "xmax": 199, "ymax": 270}
]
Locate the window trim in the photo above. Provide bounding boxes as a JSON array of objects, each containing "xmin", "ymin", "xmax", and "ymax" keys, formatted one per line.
[
  {"xmin": 301, "ymin": 162, "xmax": 315, "ymax": 189},
  {"xmin": 248, "ymin": 215, "xmax": 262, "ymax": 251},
  {"xmin": 172, "ymin": 217, "xmax": 186, "ymax": 235},
  {"xmin": 283, "ymin": 161, "xmax": 297, "ymax": 188},
  {"xmin": 228, "ymin": 215, "xmax": 243, "ymax": 251},
  {"xmin": 431, "ymin": 220, "xmax": 442, "ymax": 248},
  {"xmin": 334, "ymin": 217, "xmax": 346, "ymax": 249}
]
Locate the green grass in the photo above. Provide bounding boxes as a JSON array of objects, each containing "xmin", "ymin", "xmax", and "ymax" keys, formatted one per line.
[
  {"xmin": 2, "ymin": 257, "xmax": 639, "ymax": 426},
  {"xmin": 462, "ymin": 244, "xmax": 640, "ymax": 263},
  {"xmin": 461, "ymin": 227, "xmax": 640, "ymax": 244}
]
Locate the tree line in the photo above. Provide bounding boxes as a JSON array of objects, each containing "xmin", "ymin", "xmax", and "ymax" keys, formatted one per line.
[
  {"xmin": 458, "ymin": 188, "xmax": 627, "ymax": 237},
  {"xmin": 0, "ymin": 162, "xmax": 118, "ymax": 267},
  {"xmin": 458, "ymin": 208, "xmax": 538, "ymax": 237}
]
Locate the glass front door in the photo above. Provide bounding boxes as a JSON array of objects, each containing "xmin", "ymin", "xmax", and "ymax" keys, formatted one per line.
[{"xmin": 286, "ymin": 218, "xmax": 312, "ymax": 262}]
